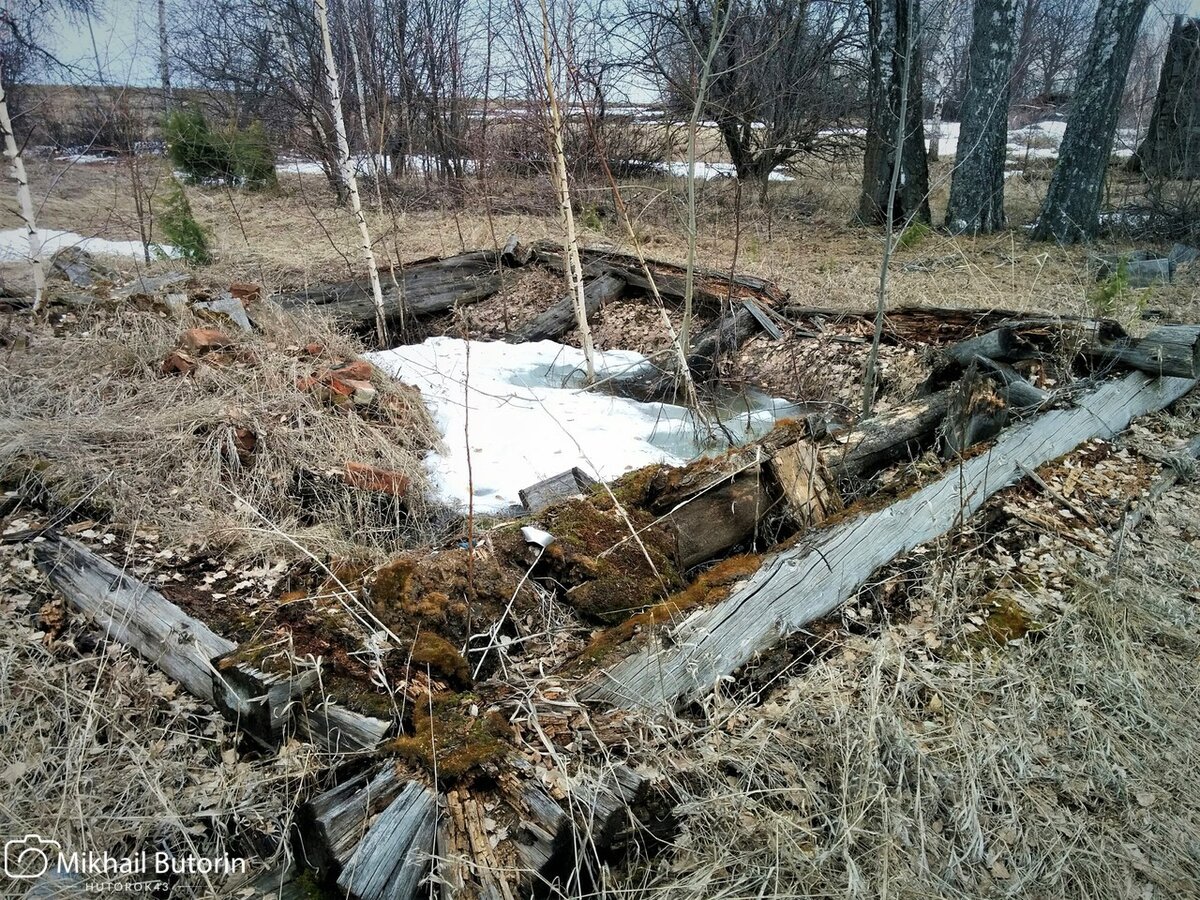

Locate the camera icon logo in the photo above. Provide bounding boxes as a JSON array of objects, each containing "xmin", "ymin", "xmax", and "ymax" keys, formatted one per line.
[{"xmin": 4, "ymin": 835, "xmax": 61, "ymax": 880}]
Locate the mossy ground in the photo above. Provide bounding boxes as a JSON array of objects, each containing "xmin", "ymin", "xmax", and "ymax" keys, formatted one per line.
[{"xmin": 387, "ymin": 692, "xmax": 510, "ymax": 783}]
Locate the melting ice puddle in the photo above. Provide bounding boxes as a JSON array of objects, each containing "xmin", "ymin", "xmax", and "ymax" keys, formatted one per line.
[{"xmin": 368, "ymin": 337, "xmax": 805, "ymax": 514}]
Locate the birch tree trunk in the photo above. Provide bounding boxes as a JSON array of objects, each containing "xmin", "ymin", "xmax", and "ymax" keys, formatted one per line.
[
  {"xmin": 857, "ymin": 0, "xmax": 931, "ymax": 226},
  {"xmin": 539, "ymin": 0, "xmax": 596, "ymax": 382},
  {"xmin": 314, "ymin": 0, "xmax": 388, "ymax": 345},
  {"xmin": 1031, "ymin": 0, "xmax": 1151, "ymax": 243},
  {"xmin": 945, "ymin": 0, "xmax": 1017, "ymax": 234},
  {"xmin": 0, "ymin": 80, "xmax": 46, "ymax": 312},
  {"xmin": 158, "ymin": 0, "xmax": 173, "ymax": 107}
]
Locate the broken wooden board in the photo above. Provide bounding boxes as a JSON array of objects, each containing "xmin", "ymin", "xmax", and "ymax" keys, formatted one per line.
[
  {"xmin": 336, "ymin": 780, "xmax": 438, "ymax": 900},
  {"xmin": 582, "ymin": 371, "xmax": 1198, "ymax": 711},
  {"xmin": 519, "ymin": 467, "xmax": 599, "ymax": 513},
  {"xmin": 508, "ymin": 273, "xmax": 627, "ymax": 343},
  {"xmin": 274, "ymin": 250, "xmax": 511, "ymax": 337},
  {"xmin": 34, "ymin": 535, "xmax": 235, "ymax": 705}
]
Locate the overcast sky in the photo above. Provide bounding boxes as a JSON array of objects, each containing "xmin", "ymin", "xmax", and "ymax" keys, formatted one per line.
[{"xmin": 43, "ymin": 0, "xmax": 1200, "ymax": 89}]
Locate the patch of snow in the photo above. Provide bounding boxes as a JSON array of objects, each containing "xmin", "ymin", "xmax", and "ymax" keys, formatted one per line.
[
  {"xmin": 652, "ymin": 160, "xmax": 794, "ymax": 182},
  {"xmin": 56, "ymin": 153, "xmax": 113, "ymax": 164},
  {"xmin": 368, "ymin": 337, "xmax": 801, "ymax": 513},
  {"xmin": 0, "ymin": 228, "xmax": 178, "ymax": 262}
]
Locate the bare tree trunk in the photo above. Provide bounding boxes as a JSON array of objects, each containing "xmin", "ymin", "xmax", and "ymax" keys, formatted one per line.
[
  {"xmin": 0, "ymin": 80, "xmax": 46, "ymax": 311},
  {"xmin": 681, "ymin": 1, "xmax": 732, "ymax": 356},
  {"xmin": 1133, "ymin": 15, "xmax": 1200, "ymax": 179},
  {"xmin": 857, "ymin": 0, "xmax": 931, "ymax": 226},
  {"xmin": 158, "ymin": 0, "xmax": 173, "ymax": 108},
  {"xmin": 538, "ymin": 0, "xmax": 596, "ymax": 382},
  {"xmin": 946, "ymin": 0, "xmax": 1017, "ymax": 234},
  {"xmin": 314, "ymin": 0, "xmax": 388, "ymax": 344},
  {"xmin": 863, "ymin": 0, "xmax": 918, "ymax": 415},
  {"xmin": 1031, "ymin": 0, "xmax": 1151, "ymax": 243},
  {"xmin": 925, "ymin": 52, "xmax": 954, "ymax": 162}
]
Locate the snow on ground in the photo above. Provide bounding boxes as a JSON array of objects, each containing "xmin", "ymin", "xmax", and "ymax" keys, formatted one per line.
[
  {"xmin": 276, "ymin": 154, "xmax": 477, "ymax": 177},
  {"xmin": 0, "ymin": 228, "xmax": 178, "ymax": 262},
  {"xmin": 369, "ymin": 337, "xmax": 799, "ymax": 513},
  {"xmin": 652, "ymin": 160, "xmax": 795, "ymax": 182},
  {"xmin": 929, "ymin": 118, "xmax": 1141, "ymax": 162}
]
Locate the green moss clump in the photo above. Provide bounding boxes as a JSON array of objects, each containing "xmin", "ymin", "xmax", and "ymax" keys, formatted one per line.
[
  {"xmin": 388, "ymin": 693, "xmax": 509, "ymax": 782},
  {"xmin": 544, "ymin": 496, "xmax": 680, "ymax": 623},
  {"xmin": 410, "ymin": 632, "xmax": 471, "ymax": 688},
  {"xmin": 967, "ymin": 592, "xmax": 1042, "ymax": 647}
]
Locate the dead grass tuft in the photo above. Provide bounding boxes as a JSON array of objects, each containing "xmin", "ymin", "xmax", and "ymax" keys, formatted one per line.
[{"xmin": 0, "ymin": 304, "xmax": 438, "ymax": 559}]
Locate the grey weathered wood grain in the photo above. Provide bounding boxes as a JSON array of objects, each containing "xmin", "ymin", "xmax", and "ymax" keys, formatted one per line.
[
  {"xmin": 299, "ymin": 764, "xmax": 408, "ymax": 877},
  {"xmin": 34, "ymin": 536, "xmax": 235, "ymax": 704},
  {"xmin": 519, "ymin": 467, "xmax": 598, "ymax": 513},
  {"xmin": 337, "ymin": 781, "xmax": 437, "ymax": 900},
  {"xmin": 508, "ymin": 273, "xmax": 626, "ymax": 343},
  {"xmin": 213, "ymin": 657, "xmax": 320, "ymax": 747},
  {"xmin": 1090, "ymin": 325, "xmax": 1200, "ymax": 379},
  {"xmin": 583, "ymin": 372, "xmax": 1197, "ymax": 711},
  {"xmin": 295, "ymin": 700, "xmax": 391, "ymax": 753}
]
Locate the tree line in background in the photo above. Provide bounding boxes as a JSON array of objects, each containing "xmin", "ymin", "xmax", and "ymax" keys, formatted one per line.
[{"xmin": 1, "ymin": 0, "xmax": 1198, "ymax": 248}]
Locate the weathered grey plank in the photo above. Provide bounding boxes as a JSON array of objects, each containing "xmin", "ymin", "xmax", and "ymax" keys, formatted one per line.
[
  {"xmin": 34, "ymin": 536, "xmax": 235, "ymax": 704},
  {"xmin": 508, "ymin": 273, "xmax": 626, "ymax": 343},
  {"xmin": 337, "ymin": 781, "xmax": 438, "ymax": 900},
  {"xmin": 584, "ymin": 372, "xmax": 1197, "ymax": 711}
]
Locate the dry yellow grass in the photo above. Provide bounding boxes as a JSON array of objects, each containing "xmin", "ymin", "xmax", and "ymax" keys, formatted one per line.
[{"xmin": 8, "ymin": 153, "xmax": 1196, "ymax": 326}]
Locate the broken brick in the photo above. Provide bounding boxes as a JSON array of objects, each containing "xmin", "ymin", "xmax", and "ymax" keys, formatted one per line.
[
  {"xmin": 180, "ymin": 327, "xmax": 233, "ymax": 355},
  {"xmin": 330, "ymin": 360, "xmax": 373, "ymax": 381},
  {"xmin": 344, "ymin": 462, "xmax": 409, "ymax": 499},
  {"xmin": 161, "ymin": 349, "xmax": 198, "ymax": 376},
  {"xmin": 229, "ymin": 282, "xmax": 262, "ymax": 302}
]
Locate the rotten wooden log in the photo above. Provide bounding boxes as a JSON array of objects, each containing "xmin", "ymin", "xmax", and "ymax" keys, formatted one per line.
[
  {"xmin": 974, "ymin": 354, "xmax": 1050, "ymax": 409},
  {"xmin": 530, "ymin": 242, "xmax": 787, "ymax": 312},
  {"xmin": 213, "ymin": 655, "xmax": 320, "ymax": 748},
  {"xmin": 274, "ymin": 250, "xmax": 511, "ymax": 336},
  {"xmin": 509, "ymin": 273, "xmax": 627, "ymax": 343},
  {"xmin": 583, "ymin": 370, "xmax": 1197, "ymax": 711},
  {"xmin": 666, "ymin": 474, "xmax": 774, "ymax": 570},
  {"xmin": 336, "ymin": 780, "xmax": 438, "ymax": 900},
  {"xmin": 820, "ymin": 390, "xmax": 954, "ymax": 482},
  {"xmin": 1089, "ymin": 325, "xmax": 1200, "ymax": 379},
  {"xmin": 770, "ymin": 441, "xmax": 841, "ymax": 526},
  {"xmin": 939, "ymin": 363, "xmax": 1010, "ymax": 457},
  {"xmin": 295, "ymin": 701, "xmax": 391, "ymax": 753},
  {"xmin": 33, "ymin": 535, "xmax": 235, "ymax": 705},
  {"xmin": 298, "ymin": 763, "xmax": 410, "ymax": 877}
]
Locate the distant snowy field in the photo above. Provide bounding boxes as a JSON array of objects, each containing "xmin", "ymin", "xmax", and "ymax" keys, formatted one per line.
[{"xmin": 927, "ymin": 119, "xmax": 1141, "ymax": 161}]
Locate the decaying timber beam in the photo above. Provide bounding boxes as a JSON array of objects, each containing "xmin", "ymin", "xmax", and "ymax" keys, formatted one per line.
[
  {"xmin": 295, "ymin": 701, "xmax": 391, "ymax": 753},
  {"xmin": 213, "ymin": 655, "xmax": 320, "ymax": 748},
  {"xmin": 297, "ymin": 763, "xmax": 411, "ymax": 878},
  {"xmin": 336, "ymin": 781, "xmax": 438, "ymax": 900},
  {"xmin": 1088, "ymin": 324, "xmax": 1200, "ymax": 379},
  {"xmin": 274, "ymin": 249, "xmax": 515, "ymax": 336},
  {"xmin": 583, "ymin": 371, "xmax": 1198, "ymax": 711},
  {"xmin": 33, "ymin": 535, "xmax": 236, "ymax": 705},
  {"xmin": 530, "ymin": 242, "xmax": 787, "ymax": 311},
  {"xmin": 509, "ymin": 273, "xmax": 627, "ymax": 343}
]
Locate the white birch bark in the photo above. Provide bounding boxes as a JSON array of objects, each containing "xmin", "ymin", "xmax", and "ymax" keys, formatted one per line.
[
  {"xmin": 0, "ymin": 80, "xmax": 46, "ymax": 312},
  {"xmin": 539, "ymin": 0, "xmax": 596, "ymax": 382},
  {"xmin": 314, "ymin": 0, "xmax": 388, "ymax": 344},
  {"xmin": 158, "ymin": 0, "xmax": 173, "ymax": 106}
]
